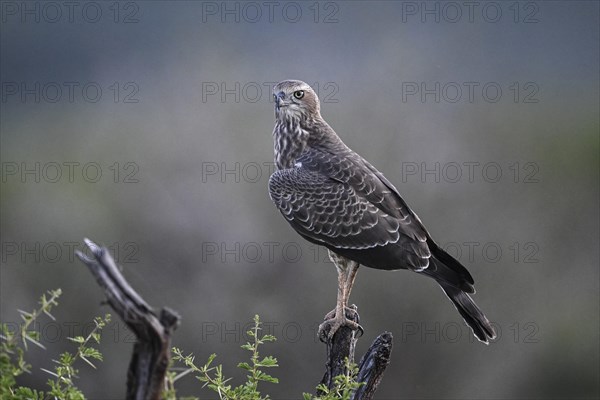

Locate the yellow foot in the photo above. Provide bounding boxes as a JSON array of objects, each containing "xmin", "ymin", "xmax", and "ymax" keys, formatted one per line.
[{"xmin": 318, "ymin": 304, "xmax": 364, "ymax": 342}]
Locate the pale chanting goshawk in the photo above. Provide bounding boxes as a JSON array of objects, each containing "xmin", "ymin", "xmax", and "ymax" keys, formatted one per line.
[{"xmin": 268, "ymin": 80, "xmax": 496, "ymax": 343}]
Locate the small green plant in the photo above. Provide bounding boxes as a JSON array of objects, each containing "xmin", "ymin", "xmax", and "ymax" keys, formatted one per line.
[
  {"xmin": 1, "ymin": 289, "xmax": 62, "ymax": 399},
  {"xmin": 43, "ymin": 313, "xmax": 111, "ymax": 399},
  {"xmin": 0, "ymin": 289, "xmax": 110, "ymax": 400},
  {"xmin": 167, "ymin": 315, "xmax": 364, "ymax": 400},
  {"xmin": 167, "ymin": 314, "xmax": 279, "ymax": 400},
  {"xmin": 304, "ymin": 358, "xmax": 365, "ymax": 400}
]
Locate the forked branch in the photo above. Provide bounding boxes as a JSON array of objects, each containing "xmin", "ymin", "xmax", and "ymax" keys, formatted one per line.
[
  {"xmin": 319, "ymin": 308, "xmax": 393, "ymax": 399},
  {"xmin": 76, "ymin": 239, "xmax": 180, "ymax": 400}
]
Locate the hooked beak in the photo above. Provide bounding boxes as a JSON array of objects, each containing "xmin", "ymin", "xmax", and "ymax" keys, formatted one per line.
[{"xmin": 274, "ymin": 91, "xmax": 286, "ymax": 110}]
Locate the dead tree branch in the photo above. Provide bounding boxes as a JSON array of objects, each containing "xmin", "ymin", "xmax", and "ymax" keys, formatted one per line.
[
  {"xmin": 319, "ymin": 307, "xmax": 360, "ymax": 389},
  {"xmin": 76, "ymin": 238, "xmax": 180, "ymax": 400},
  {"xmin": 319, "ymin": 307, "xmax": 394, "ymax": 399},
  {"xmin": 354, "ymin": 332, "xmax": 393, "ymax": 400}
]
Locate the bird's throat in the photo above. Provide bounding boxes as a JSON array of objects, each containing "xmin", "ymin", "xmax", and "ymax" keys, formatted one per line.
[{"xmin": 273, "ymin": 115, "xmax": 310, "ymax": 170}]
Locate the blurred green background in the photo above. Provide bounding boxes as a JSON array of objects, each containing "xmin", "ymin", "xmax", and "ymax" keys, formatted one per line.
[{"xmin": 1, "ymin": 1, "xmax": 598, "ymax": 398}]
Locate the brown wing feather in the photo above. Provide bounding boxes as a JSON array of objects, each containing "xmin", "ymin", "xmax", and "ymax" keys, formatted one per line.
[{"xmin": 268, "ymin": 166, "xmax": 431, "ymax": 271}]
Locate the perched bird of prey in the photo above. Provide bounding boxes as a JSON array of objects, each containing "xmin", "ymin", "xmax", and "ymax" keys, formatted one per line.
[{"xmin": 268, "ymin": 80, "xmax": 496, "ymax": 344}]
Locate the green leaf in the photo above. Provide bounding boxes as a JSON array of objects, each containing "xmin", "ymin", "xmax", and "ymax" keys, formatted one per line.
[
  {"xmin": 81, "ymin": 347, "xmax": 103, "ymax": 361},
  {"xmin": 262, "ymin": 334, "xmax": 276, "ymax": 342},
  {"xmin": 91, "ymin": 332, "xmax": 101, "ymax": 344},
  {"xmin": 68, "ymin": 336, "xmax": 85, "ymax": 344},
  {"xmin": 237, "ymin": 362, "xmax": 252, "ymax": 371},
  {"xmin": 258, "ymin": 356, "xmax": 278, "ymax": 367},
  {"xmin": 256, "ymin": 371, "xmax": 279, "ymax": 383}
]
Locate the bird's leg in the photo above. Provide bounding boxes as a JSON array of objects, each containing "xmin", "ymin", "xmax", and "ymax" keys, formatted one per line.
[
  {"xmin": 324, "ymin": 259, "xmax": 359, "ymax": 319},
  {"xmin": 344, "ymin": 259, "xmax": 360, "ymax": 299},
  {"xmin": 319, "ymin": 251, "xmax": 363, "ymax": 341}
]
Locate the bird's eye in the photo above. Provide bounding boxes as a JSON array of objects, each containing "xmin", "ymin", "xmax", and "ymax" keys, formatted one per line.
[{"xmin": 293, "ymin": 90, "xmax": 305, "ymax": 99}]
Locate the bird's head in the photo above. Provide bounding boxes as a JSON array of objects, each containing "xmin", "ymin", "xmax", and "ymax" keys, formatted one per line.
[{"xmin": 273, "ymin": 80, "xmax": 320, "ymax": 121}]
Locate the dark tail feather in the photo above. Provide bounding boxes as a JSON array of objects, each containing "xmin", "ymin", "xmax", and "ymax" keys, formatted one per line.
[
  {"xmin": 421, "ymin": 245, "xmax": 496, "ymax": 344},
  {"xmin": 439, "ymin": 283, "xmax": 496, "ymax": 344},
  {"xmin": 418, "ymin": 244, "xmax": 495, "ymax": 343},
  {"xmin": 427, "ymin": 241, "xmax": 475, "ymax": 291}
]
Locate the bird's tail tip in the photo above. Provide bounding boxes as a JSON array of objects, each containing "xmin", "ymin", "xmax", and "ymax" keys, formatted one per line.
[{"xmin": 440, "ymin": 284, "xmax": 496, "ymax": 344}]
